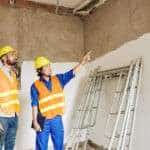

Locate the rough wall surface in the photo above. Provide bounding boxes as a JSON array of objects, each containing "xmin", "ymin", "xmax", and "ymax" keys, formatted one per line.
[
  {"xmin": 0, "ymin": 6, "xmax": 84, "ymax": 62},
  {"xmin": 84, "ymin": 0, "xmax": 150, "ymax": 58},
  {"xmin": 85, "ymin": 33, "xmax": 150, "ymax": 150}
]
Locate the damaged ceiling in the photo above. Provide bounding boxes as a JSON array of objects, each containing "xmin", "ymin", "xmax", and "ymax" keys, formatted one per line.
[
  {"xmin": 28, "ymin": 0, "xmax": 108, "ymax": 15},
  {"xmin": 0, "ymin": 0, "xmax": 108, "ymax": 16},
  {"xmin": 28, "ymin": 0, "xmax": 84, "ymax": 8}
]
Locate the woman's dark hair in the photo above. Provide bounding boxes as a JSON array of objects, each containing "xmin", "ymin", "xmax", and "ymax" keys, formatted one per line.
[{"xmin": 37, "ymin": 68, "xmax": 43, "ymax": 77}]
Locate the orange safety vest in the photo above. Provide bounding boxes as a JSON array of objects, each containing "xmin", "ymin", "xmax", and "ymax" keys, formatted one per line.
[
  {"xmin": 34, "ymin": 75, "xmax": 65, "ymax": 119},
  {"xmin": 0, "ymin": 68, "xmax": 20, "ymax": 114}
]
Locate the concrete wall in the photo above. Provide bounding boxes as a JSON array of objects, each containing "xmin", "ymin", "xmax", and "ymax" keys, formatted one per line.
[
  {"xmin": 0, "ymin": 6, "xmax": 84, "ymax": 62},
  {"xmin": 84, "ymin": 0, "xmax": 150, "ymax": 58},
  {"xmin": 85, "ymin": 33, "xmax": 150, "ymax": 150}
]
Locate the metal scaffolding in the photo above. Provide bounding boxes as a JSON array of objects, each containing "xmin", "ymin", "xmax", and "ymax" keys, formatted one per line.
[{"xmin": 65, "ymin": 58, "xmax": 143, "ymax": 150}]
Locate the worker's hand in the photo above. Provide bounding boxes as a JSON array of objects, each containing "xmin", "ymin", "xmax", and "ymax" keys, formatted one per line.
[
  {"xmin": 73, "ymin": 50, "xmax": 93, "ymax": 74},
  {"xmin": 33, "ymin": 121, "xmax": 42, "ymax": 132},
  {"xmin": 81, "ymin": 50, "xmax": 92, "ymax": 65}
]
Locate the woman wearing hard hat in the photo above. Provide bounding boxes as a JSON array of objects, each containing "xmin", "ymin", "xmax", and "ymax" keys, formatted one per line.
[
  {"xmin": 30, "ymin": 51, "xmax": 92, "ymax": 150},
  {"xmin": 0, "ymin": 46, "xmax": 20, "ymax": 150}
]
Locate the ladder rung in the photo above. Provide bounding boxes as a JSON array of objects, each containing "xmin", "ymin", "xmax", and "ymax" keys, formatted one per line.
[
  {"xmin": 110, "ymin": 108, "xmax": 135, "ymax": 115},
  {"xmin": 110, "ymin": 110, "xmax": 125, "ymax": 115},
  {"xmin": 115, "ymin": 132, "xmax": 131, "ymax": 138},
  {"xmin": 106, "ymin": 132, "xmax": 131, "ymax": 139},
  {"xmin": 76, "ymin": 106, "xmax": 99, "ymax": 111}
]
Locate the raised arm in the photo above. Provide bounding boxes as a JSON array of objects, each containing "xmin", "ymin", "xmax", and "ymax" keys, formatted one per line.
[{"xmin": 73, "ymin": 50, "xmax": 92, "ymax": 74}]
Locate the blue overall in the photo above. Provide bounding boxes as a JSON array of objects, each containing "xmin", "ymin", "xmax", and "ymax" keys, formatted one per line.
[{"xmin": 30, "ymin": 70, "xmax": 75, "ymax": 150}]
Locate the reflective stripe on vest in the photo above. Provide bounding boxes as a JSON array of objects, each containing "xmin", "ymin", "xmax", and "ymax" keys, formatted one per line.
[
  {"xmin": 1, "ymin": 99, "xmax": 19, "ymax": 107},
  {"xmin": 34, "ymin": 76, "xmax": 65, "ymax": 119},
  {"xmin": 40, "ymin": 102, "xmax": 65, "ymax": 113},
  {"xmin": 0, "ymin": 69, "xmax": 20, "ymax": 114},
  {"xmin": 39, "ymin": 93, "xmax": 64, "ymax": 104},
  {"xmin": 0, "ymin": 89, "xmax": 18, "ymax": 98}
]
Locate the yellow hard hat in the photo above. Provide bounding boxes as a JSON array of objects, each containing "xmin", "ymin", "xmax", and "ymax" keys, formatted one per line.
[
  {"xmin": 0, "ymin": 46, "xmax": 15, "ymax": 58},
  {"xmin": 34, "ymin": 56, "xmax": 51, "ymax": 69}
]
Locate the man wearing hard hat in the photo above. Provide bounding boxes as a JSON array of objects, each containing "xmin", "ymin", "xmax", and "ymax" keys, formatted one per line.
[
  {"xmin": 30, "ymin": 51, "xmax": 91, "ymax": 150},
  {"xmin": 0, "ymin": 46, "xmax": 20, "ymax": 150}
]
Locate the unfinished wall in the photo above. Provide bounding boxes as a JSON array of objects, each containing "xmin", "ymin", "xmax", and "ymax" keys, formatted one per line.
[
  {"xmin": 83, "ymin": 1, "xmax": 150, "ymax": 148},
  {"xmin": 84, "ymin": 33, "xmax": 150, "ymax": 150},
  {"xmin": 84, "ymin": 0, "xmax": 150, "ymax": 58},
  {"xmin": 0, "ymin": 6, "xmax": 84, "ymax": 62}
]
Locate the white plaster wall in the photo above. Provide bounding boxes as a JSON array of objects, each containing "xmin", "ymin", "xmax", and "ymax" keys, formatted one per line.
[
  {"xmin": 16, "ymin": 61, "xmax": 85, "ymax": 150},
  {"xmin": 86, "ymin": 33, "xmax": 150, "ymax": 150}
]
